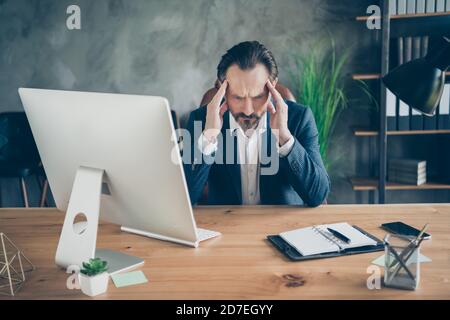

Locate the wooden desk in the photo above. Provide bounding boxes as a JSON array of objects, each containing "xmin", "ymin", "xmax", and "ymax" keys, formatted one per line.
[{"xmin": 1, "ymin": 204, "xmax": 449, "ymax": 300}]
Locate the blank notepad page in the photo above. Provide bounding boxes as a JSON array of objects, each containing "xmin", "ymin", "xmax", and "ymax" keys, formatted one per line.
[{"xmin": 280, "ymin": 226, "xmax": 339, "ymax": 256}]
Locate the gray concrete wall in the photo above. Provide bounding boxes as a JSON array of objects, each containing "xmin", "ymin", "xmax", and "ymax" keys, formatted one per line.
[{"xmin": 0, "ymin": 0, "xmax": 448, "ymax": 206}]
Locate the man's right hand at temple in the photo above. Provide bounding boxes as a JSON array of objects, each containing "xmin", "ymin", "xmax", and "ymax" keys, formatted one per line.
[{"xmin": 203, "ymin": 80, "xmax": 228, "ymax": 143}]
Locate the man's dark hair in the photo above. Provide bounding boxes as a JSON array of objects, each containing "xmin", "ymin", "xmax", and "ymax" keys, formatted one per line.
[{"xmin": 217, "ymin": 41, "xmax": 278, "ymax": 83}]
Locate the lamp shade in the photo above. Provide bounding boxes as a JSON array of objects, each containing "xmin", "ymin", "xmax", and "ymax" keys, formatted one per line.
[{"xmin": 382, "ymin": 36, "xmax": 450, "ymax": 116}]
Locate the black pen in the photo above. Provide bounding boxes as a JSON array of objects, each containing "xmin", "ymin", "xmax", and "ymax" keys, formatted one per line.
[{"xmin": 327, "ymin": 228, "xmax": 351, "ymax": 244}]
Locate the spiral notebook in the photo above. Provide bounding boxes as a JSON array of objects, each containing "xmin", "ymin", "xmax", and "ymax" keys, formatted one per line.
[{"xmin": 279, "ymin": 222, "xmax": 378, "ymax": 256}]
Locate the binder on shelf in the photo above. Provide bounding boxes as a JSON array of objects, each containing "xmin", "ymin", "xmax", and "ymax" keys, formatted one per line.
[
  {"xmin": 403, "ymin": 1, "xmax": 415, "ymax": 64},
  {"xmin": 416, "ymin": 0, "xmax": 427, "ymax": 12},
  {"xmin": 398, "ymin": 99, "xmax": 410, "ymax": 130},
  {"xmin": 413, "ymin": 37, "xmax": 421, "ymax": 59},
  {"xmin": 436, "ymin": 0, "xmax": 446, "ymax": 11},
  {"xmin": 387, "ymin": 89, "xmax": 397, "ymax": 130},
  {"xmin": 426, "ymin": 0, "xmax": 436, "ymax": 12},
  {"xmin": 390, "ymin": 0, "xmax": 397, "ymax": 15},
  {"xmin": 397, "ymin": 37, "xmax": 404, "ymax": 67},
  {"xmin": 398, "ymin": 0, "xmax": 408, "ymax": 14},
  {"xmin": 421, "ymin": 36, "xmax": 429, "ymax": 57},
  {"xmin": 404, "ymin": 36, "xmax": 412, "ymax": 63},
  {"xmin": 407, "ymin": 0, "xmax": 417, "ymax": 13},
  {"xmin": 438, "ymin": 84, "xmax": 450, "ymax": 129}
]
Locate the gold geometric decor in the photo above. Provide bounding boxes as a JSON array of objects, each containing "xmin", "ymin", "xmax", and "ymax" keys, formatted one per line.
[{"xmin": 0, "ymin": 233, "xmax": 35, "ymax": 296}]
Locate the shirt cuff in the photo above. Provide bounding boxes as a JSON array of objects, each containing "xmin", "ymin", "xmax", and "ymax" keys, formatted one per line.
[
  {"xmin": 198, "ymin": 132, "xmax": 218, "ymax": 156},
  {"xmin": 278, "ymin": 135, "xmax": 295, "ymax": 158}
]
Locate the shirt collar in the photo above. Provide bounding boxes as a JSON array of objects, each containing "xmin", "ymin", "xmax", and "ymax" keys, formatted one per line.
[{"xmin": 229, "ymin": 111, "xmax": 267, "ymax": 137}]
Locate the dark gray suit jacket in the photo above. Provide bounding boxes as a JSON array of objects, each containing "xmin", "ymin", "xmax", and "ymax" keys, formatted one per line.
[{"xmin": 182, "ymin": 100, "xmax": 330, "ymax": 207}]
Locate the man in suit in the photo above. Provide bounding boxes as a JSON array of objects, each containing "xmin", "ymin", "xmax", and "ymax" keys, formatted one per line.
[{"xmin": 182, "ymin": 41, "xmax": 330, "ymax": 207}]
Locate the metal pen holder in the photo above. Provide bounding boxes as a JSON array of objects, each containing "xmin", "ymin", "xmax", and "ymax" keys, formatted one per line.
[{"xmin": 384, "ymin": 234, "xmax": 421, "ymax": 290}]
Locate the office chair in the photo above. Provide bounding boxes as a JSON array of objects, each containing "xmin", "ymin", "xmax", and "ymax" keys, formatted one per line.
[
  {"xmin": 0, "ymin": 112, "xmax": 44, "ymax": 207},
  {"xmin": 171, "ymin": 110, "xmax": 180, "ymax": 130}
]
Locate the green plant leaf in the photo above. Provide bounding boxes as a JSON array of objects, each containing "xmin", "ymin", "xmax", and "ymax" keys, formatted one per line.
[
  {"xmin": 80, "ymin": 258, "xmax": 108, "ymax": 276},
  {"xmin": 289, "ymin": 38, "xmax": 350, "ymax": 172}
]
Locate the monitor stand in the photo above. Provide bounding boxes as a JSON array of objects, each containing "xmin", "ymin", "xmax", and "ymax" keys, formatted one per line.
[{"xmin": 55, "ymin": 166, "xmax": 144, "ymax": 275}]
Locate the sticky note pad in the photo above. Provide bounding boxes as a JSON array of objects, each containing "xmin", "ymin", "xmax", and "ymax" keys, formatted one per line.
[{"xmin": 111, "ymin": 271, "xmax": 148, "ymax": 288}]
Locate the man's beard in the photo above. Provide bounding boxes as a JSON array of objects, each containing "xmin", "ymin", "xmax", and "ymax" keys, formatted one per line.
[{"xmin": 231, "ymin": 112, "xmax": 262, "ymax": 132}]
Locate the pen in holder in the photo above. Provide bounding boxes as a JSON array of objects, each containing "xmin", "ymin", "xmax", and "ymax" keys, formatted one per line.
[{"xmin": 383, "ymin": 233, "xmax": 422, "ymax": 290}]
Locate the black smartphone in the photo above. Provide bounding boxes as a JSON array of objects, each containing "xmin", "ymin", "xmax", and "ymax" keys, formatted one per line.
[{"xmin": 381, "ymin": 221, "xmax": 431, "ymax": 240}]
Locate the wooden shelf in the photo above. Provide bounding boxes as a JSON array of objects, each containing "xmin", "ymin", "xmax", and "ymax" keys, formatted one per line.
[
  {"xmin": 350, "ymin": 177, "xmax": 450, "ymax": 191},
  {"xmin": 352, "ymin": 73, "xmax": 382, "ymax": 80},
  {"xmin": 353, "ymin": 128, "xmax": 450, "ymax": 136},
  {"xmin": 356, "ymin": 11, "xmax": 450, "ymax": 21},
  {"xmin": 352, "ymin": 5, "xmax": 450, "ymax": 203},
  {"xmin": 352, "ymin": 71, "xmax": 450, "ymax": 80}
]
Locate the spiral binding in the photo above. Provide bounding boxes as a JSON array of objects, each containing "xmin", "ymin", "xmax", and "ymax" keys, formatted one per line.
[{"xmin": 311, "ymin": 225, "xmax": 345, "ymax": 252}]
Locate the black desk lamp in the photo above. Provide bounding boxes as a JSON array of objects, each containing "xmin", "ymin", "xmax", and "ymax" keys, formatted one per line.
[{"xmin": 382, "ymin": 36, "xmax": 450, "ymax": 116}]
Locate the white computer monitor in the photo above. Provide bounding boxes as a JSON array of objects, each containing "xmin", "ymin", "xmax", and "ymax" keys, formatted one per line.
[{"xmin": 18, "ymin": 88, "xmax": 220, "ymax": 274}]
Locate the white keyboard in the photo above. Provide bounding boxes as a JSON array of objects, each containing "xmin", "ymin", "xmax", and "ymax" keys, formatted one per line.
[{"xmin": 197, "ymin": 228, "xmax": 221, "ymax": 241}]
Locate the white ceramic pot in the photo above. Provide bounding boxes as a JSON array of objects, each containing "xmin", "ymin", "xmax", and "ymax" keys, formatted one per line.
[{"xmin": 79, "ymin": 272, "xmax": 109, "ymax": 297}]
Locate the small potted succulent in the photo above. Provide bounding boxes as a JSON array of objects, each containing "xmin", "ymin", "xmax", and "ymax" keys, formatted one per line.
[{"xmin": 78, "ymin": 258, "xmax": 109, "ymax": 297}]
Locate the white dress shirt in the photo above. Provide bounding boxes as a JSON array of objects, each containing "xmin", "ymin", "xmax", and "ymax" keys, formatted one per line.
[{"xmin": 198, "ymin": 112, "xmax": 294, "ymax": 205}]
